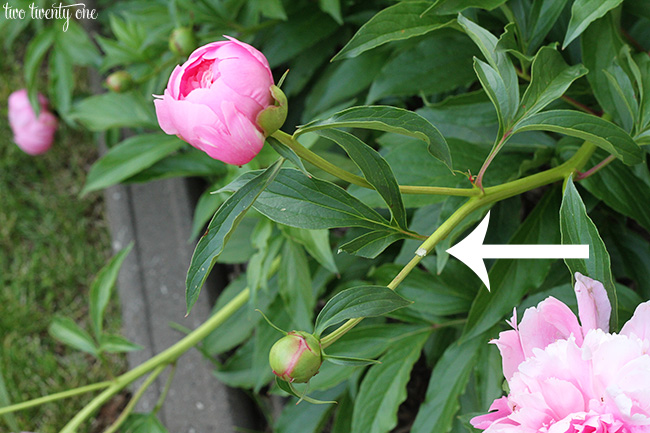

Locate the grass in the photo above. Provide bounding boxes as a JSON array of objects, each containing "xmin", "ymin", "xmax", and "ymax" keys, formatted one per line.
[{"xmin": 0, "ymin": 55, "xmax": 126, "ymax": 431}]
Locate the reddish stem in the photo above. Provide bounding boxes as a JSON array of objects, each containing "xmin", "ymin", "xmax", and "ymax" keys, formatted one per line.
[
  {"xmin": 575, "ymin": 154, "xmax": 616, "ymax": 181},
  {"xmin": 475, "ymin": 130, "xmax": 511, "ymax": 191}
]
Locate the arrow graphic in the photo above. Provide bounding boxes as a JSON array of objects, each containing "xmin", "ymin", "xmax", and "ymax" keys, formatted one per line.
[{"xmin": 446, "ymin": 211, "xmax": 589, "ymax": 291}]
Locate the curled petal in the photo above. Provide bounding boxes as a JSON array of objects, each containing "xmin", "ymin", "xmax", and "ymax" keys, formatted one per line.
[{"xmin": 574, "ymin": 272, "xmax": 611, "ymax": 333}]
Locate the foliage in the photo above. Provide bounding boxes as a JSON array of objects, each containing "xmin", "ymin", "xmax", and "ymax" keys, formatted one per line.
[{"xmin": 4, "ymin": 0, "xmax": 650, "ymax": 432}]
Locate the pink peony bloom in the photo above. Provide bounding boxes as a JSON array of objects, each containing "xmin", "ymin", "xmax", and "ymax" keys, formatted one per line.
[
  {"xmin": 8, "ymin": 89, "xmax": 58, "ymax": 155},
  {"xmin": 472, "ymin": 273, "xmax": 650, "ymax": 433},
  {"xmin": 154, "ymin": 36, "xmax": 279, "ymax": 165}
]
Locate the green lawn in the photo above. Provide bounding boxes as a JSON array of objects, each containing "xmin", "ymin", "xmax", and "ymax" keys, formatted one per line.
[{"xmin": 0, "ymin": 55, "xmax": 126, "ymax": 432}]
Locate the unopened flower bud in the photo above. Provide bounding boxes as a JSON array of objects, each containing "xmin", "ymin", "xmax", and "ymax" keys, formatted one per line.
[
  {"xmin": 169, "ymin": 27, "xmax": 197, "ymax": 57},
  {"xmin": 105, "ymin": 71, "xmax": 133, "ymax": 93},
  {"xmin": 269, "ymin": 331, "xmax": 323, "ymax": 383}
]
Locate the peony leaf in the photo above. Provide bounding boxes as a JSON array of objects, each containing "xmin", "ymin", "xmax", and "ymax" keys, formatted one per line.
[
  {"xmin": 314, "ymin": 286, "xmax": 412, "ymax": 337},
  {"xmin": 560, "ymin": 176, "xmax": 618, "ymax": 328},
  {"xmin": 185, "ymin": 159, "xmax": 283, "ymax": 314},
  {"xmin": 332, "ymin": 2, "xmax": 455, "ymax": 61},
  {"xmin": 296, "ymin": 106, "xmax": 451, "ymax": 169}
]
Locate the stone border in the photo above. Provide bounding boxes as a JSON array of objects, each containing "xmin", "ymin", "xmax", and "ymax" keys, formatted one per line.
[{"xmin": 103, "ymin": 176, "xmax": 260, "ymax": 432}]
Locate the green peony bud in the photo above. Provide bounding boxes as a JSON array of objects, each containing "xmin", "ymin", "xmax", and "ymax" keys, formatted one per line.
[
  {"xmin": 256, "ymin": 85, "xmax": 287, "ymax": 137},
  {"xmin": 105, "ymin": 71, "xmax": 133, "ymax": 93},
  {"xmin": 169, "ymin": 27, "xmax": 197, "ymax": 57},
  {"xmin": 269, "ymin": 331, "xmax": 323, "ymax": 383}
]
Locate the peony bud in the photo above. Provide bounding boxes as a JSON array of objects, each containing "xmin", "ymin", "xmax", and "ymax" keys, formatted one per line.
[
  {"xmin": 154, "ymin": 36, "xmax": 284, "ymax": 165},
  {"xmin": 105, "ymin": 71, "xmax": 133, "ymax": 93},
  {"xmin": 169, "ymin": 27, "xmax": 197, "ymax": 57},
  {"xmin": 8, "ymin": 89, "xmax": 58, "ymax": 155},
  {"xmin": 269, "ymin": 331, "xmax": 323, "ymax": 383}
]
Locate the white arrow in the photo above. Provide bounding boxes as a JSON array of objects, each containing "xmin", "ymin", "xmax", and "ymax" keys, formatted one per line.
[{"xmin": 446, "ymin": 211, "xmax": 589, "ymax": 291}]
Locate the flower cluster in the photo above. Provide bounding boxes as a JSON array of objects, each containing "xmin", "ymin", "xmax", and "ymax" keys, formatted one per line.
[{"xmin": 472, "ymin": 273, "xmax": 650, "ymax": 432}]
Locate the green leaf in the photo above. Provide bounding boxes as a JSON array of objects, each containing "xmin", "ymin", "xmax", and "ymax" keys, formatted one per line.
[
  {"xmin": 279, "ymin": 240, "xmax": 314, "ymax": 331},
  {"xmin": 296, "ymin": 106, "xmax": 452, "ymax": 169},
  {"xmin": 89, "ymin": 243, "xmax": 133, "ymax": 337},
  {"xmin": 99, "ymin": 334, "xmax": 143, "ymax": 353},
  {"xmin": 367, "ymin": 30, "xmax": 478, "ymax": 103},
  {"xmin": 122, "ymin": 413, "xmax": 169, "ymax": 433},
  {"xmin": 185, "ymin": 160, "xmax": 283, "ymax": 314},
  {"xmin": 305, "ymin": 49, "xmax": 388, "ymax": 120},
  {"xmin": 432, "ymin": 0, "xmax": 508, "ymax": 14},
  {"xmin": 203, "ymin": 275, "xmax": 277, "ymax": 356},
  {"xmin": 564, "ymin": 0, "xmax": 623, "ymax": 48},
  {"xmin": 24, "ymin": 27, "xmax": 55, "ymax": 115},
  {"xmin": 325, "ymin": 355, "xmax": 380, "ymax": 366},
  {"xmin": 581, "ymin": 13, "xmax": 625, "ymax": 123},
  {"xmin": 49, "ymin": 47, "xmax": 74, "ymax": 116},
  {"xmin": 372, "ymin": 264, "xmax": 475, "ymax": 320},
  {"xmin": 560, "ymin": 177, "xmax": 618, "ymax": 327},
  {"xmin": 310, "ymin": 324, "xmax": 429, "ymax": 390},
  {"xmin": 281, "ymin": 226, "xmax": 338, "ymax": 273},
  {"xmin": 82, "ymin": 134, "xmax": 186, "ymax": 194},
  {"xmin": 527, "ymin": 0, "xmax": 570, "ymax": 54},
  {"xmin": 511, "ymin": 110, "xmax": 643, "ymax": 165},
  {"xmin": 351, "ymin": 331, "xmax": 430, "ymax": 433},
  {"xmin": 332, "ymin": 2, "xmax": 455, "ymax": 61},
  {"xmin": 319, "ymin": 0, "xmax": 342, "ymax": 24},
  {"xmin": 473, "ymin": 57, "xmax": 515, "ymax": 131},
  {"xmin": 263, "ymin": 7, "xmax": 339, "ymax": 68},
  {"xmin": 126, "ymin": 148, "xmax": 226, "ymax": 184},
  {"xmin": 518, "ymin": 46, "xmax": 588, "ymax": 120},
  {"xmin": 338, "ymin": 230, "xmax": 407, "ymax": 259},
  {"xmin": 581, "ymin": 150, "xmax": 650, "ymax": 233},
  {"xmin": 316, "ymin": 129, "xmax": 407, "ymax": 228},
  {"xmin": 603, "ymin": 62, "xmax": 639, "ymax": 132},
  {"xmin": 267, "ymin": 136, "xmax": 311, "ymax": 178},
  {"xmin": 259, "ymin": 0, "xmax": 287, "ymax": 20},
  {"xmin": 462, "ymin": 189, "xmax": 560, "ymax": 341},
  {"xmin": 314, "ymin": 286, "xmax": 411, "ymax": 337},
  {"xmin": 49, "ymin": 317, "xmax": 98, "ymax": 356},
  {"xmin": 410, "ymin": 335, "xmax": 483, "ymax": 433},
  {"xmin": 222, "ymin": 168, "xmax": 395, "ymax": 231},
  {"xmin": 458, "ymin": 14, "xmax": 519, "ymax": 130},
  {"xmin": 69, "ymin": 92, "xmax": 157, "ymax": 131},
  {"xmin": 55, "ymin": 20, "xmax": 102, "ymax": 67}
]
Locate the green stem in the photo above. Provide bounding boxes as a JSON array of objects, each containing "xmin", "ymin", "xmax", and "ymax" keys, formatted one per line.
[
  {"xmin": 0, "ymin": 381, "xmax": 112, "ymax": 416},
  {"xmin": 321, "ymin": 141, "xmax": 597, "ymax": 348},
  {"xmin": 271, "ymin": 130, "xmax": 480, "ymax": 197},
  {"xmin": 60, "ymin": 288, "xmax": 251, "ymax": 433},
  {"xmin": 153, "ymin": 362, "xmax": 177, "ymax": 414},
  {"xmin": 103, "ymin": 364, "xmax": 167, "ymax": 433}
]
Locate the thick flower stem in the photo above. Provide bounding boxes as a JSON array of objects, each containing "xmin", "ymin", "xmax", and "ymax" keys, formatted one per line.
[
  {"xmin": 59, "ymin": 288, "xmax": 251, "ymax": 433},
  {"xmin": 0, "ymin": 382, "xmax": 112, "ymax": 416},
  {"xmin": 271, "ymin": 130, "xmax": 480, "ymax": 197},
  {"xmin": 103, "ymin": 364, "xmax": 168, "ymax": 433},
  {"xmin": 321, "ymin": 141, "xmax": 597, "ymax": 348}
]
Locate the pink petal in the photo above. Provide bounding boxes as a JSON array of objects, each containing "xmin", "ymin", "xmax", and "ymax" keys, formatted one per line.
[
  {"xmin": 621, "ymin": 301, "xmax": 650, "ymax": 342},
  {"xmin": 574, "ymin": 272, "xmax": 611, "ymax": 333},
  {"xmin": 493, "ymin": 329, "xmax": 526, "ymax": 380},
  {"xmin": 471, "ymin": 397, "xmax": 514, "ymax": 430},
  {"xmin": 519, "ymin": 297, "xmax": 583, "ymax": 357}
]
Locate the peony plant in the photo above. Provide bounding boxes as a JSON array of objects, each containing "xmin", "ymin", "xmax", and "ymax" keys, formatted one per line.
[{"xmin": 3, "ymin": 1, "xmax": 650, "ymax": 432}]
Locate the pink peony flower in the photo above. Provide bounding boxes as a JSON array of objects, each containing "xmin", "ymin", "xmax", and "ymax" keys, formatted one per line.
[
  {"xmin": 472, "ymin": 273, "xmax": 650, "ymax": 433},
  {"xmin": 154, "ymin": 36, "xmax": 285, "ymax": 165},
  {"xmin": 8, "ymin": 89, "xmax": 58, "ymax": 155}
]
